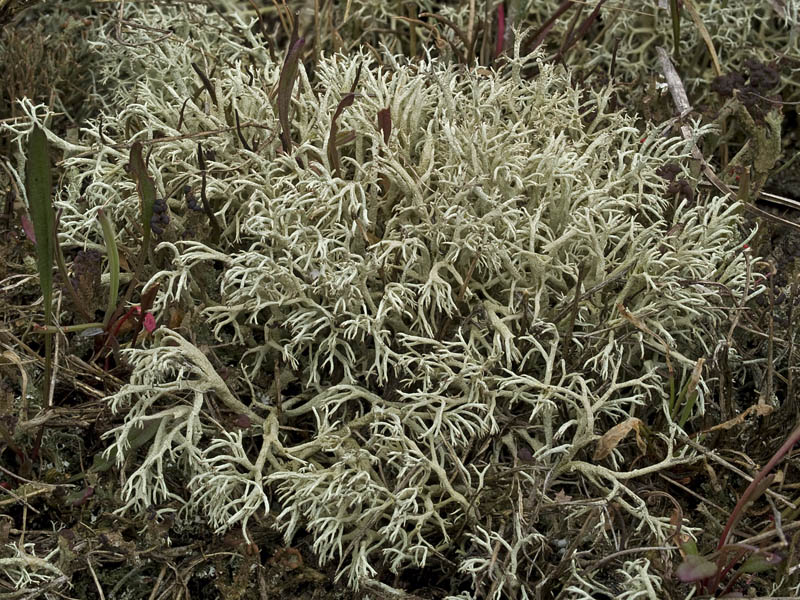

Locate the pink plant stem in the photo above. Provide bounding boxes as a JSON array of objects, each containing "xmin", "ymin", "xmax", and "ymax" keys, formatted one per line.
[
  {"xmin": 717, "ymin": 422, "xmax": 800, "ymax": 551},
  {"xmin": 496, "ymin": 3, "xmax": 505, "ymax": 59}
]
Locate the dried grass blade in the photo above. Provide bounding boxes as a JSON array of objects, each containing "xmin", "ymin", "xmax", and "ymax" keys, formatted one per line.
[
  {"xmin": 191, "ymin": 61, "xmax": 218, "ymax": 106},
  {"xmin": 527, "ymin": 0, "xmax": 575, "ymax": 53},
  {"xmin": 682, "ymin": 0, "xmax": 721, "ymax": 76},
  {"xmin": 555, "ymin": 0, "xmax": 608, "ymax": 61}
]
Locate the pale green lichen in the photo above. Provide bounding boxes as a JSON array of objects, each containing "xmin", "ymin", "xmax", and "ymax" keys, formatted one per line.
[
  {"xmin": 440, "ymin": 0, "xmax": 800, "ymax": 105},
  {"xmin": 0, "ymin": 3, "xmax": 766, "ymax": 596},
  {"xmin": 0, "ymin": 543, "xmax": 63, "ymax": 590}
]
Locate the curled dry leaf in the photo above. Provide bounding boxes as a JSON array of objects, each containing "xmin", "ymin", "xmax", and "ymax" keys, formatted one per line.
[
  {"xmin": 698, "ymin": 400, "xmax": 775, "ymax": 435},
  {"xmin": 593, "ymin": 417, "xmax": 647, "ymax": 461},
  {"xmin": 270, "ymin": 547, "xmax": 303, "ymax": 571}
]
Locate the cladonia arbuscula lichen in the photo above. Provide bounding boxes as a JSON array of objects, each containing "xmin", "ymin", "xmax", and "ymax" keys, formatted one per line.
[{"xmin": 0, "ymin": 3, "xmax": 765, "ymax": 596}]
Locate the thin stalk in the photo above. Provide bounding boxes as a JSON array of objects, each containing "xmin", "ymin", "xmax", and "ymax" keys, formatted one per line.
[
  {"xmin": 25, "ymin": 125, "xmax": 54, "ymax": 400},
  {"xmin": 97, "ymin": 208, "xmax": 120, "ymax": 327},
  {"xmin": 52, "ymin": 211, "xmax": 93, "ymax": 322},
  {"xmin": 718, "ymin": 424, "xmax": 800, "ymax": 550},
  {"xmin": 669, "ymin": 0, "xmax": 681, "ymax": 61},
  {"xmin": 35, "ymin": 322, "xmax": 104, "ymax": 334}
]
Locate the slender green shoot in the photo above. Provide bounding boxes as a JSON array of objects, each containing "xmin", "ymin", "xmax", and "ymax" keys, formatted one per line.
[
  {"xmin": 669, "ymin": 0, "xmax": 681, "ymax": 61},
  {"xmin": 25, "ymin": 125, "xmax": 55, "ymax": 401},
  {"xmin": 128, "ymin": 141, "xmax": 156, "ymax": 261},
  {"xmin": 98, "ymin": 208, "xmax": 120, "ymax": 326}
]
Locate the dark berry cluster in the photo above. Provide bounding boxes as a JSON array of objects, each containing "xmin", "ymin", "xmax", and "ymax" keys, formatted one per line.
[
  {"xmin": 711, "ymin": 59, "xmax": 780, "ymax": 118},
  {"xmin": 657, "ymin": 162, "xmax": 694, "ymax": 202},
  {"xmin": 710, "ymin": 71, "xmax": 745, "ymax": 97},
  {"xmin": 711, "ymin": 59, "xmax": 779, "ymax": 98},
  {"xmin": 656, "ymin": 163, "xmax": 680, "ymax": 181},
  {"xmin": 185, "ymin": 185, "xmax": 202, "ymax": 212},
  {"xmin": 744, "ymin": 58, "xmax": 780, "ymax": 94},
  {"xmin": 150, "ymin": 197, "xmax": 170, "ymax": 235},
  {"xmin": 78, "ymin": 176, "xmax": 92, "ymax": 203}
]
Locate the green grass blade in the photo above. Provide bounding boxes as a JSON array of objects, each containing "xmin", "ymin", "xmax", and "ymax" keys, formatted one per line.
[
  {"xmin": 669, "ymin": 0, "xmax": 681, "ymax": 61},
  {"xmin": 129, "ymin": 141, "xmax": 156, "ymax": 258},
  {"xmin": 25, "ymin": 125, "xmax": 55, "ymax": 401},
  {"xmin": 97, "ymin": 208, "xmax": 120, "ymax": 326}
]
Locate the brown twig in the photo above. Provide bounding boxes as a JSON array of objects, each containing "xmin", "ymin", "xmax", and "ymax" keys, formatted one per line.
[{"xmin": 678, "ymin": 435, "xmax": 796, "ymax": 510}]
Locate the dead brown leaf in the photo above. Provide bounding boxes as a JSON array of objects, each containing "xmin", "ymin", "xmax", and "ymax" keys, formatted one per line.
[
  {"xmin": 593, "ymin": 417, "xmax": 647, "ymax": 461},
  {"xmin": 698, "ymin": 400, "xmax": 775, "ymax": 435}
]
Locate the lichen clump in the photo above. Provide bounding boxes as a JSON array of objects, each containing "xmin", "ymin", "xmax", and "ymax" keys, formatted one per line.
[{"xmin": 1, "ymin": 4, "xmax": 756, "ymax": 597}]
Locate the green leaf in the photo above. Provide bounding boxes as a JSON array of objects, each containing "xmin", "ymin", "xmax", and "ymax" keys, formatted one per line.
[
  {"xmin": 277, "ymin": 37, "xmax": 305, "ymax": 152},
  {"xmin": 26, "ymin": 126, "xmax": 54, "ymax": 307},
  {"xmin": 669, "ymin": 0, "xmax": 681, "ymax": 61},
  {"xmin": 97, "ymin": 208, "xmax": 120, "ymax": 327},
  {"xmin": 25, "ymin": 125, "xmax": 54, "ymax": 397},
  {"xmin": 680, "ymin": 539, "xmax": 700, "ymax": 555},
  {"xmin": 740, "ymin": 551, "xmax": 782, "ymax": 573},
  {"xmin": 676, "ymin": 553, "xmax": 718, "ymax": 582},
  {"xmin": 128, "ymin": 141, "xmax": 156, "ymax": 257}
]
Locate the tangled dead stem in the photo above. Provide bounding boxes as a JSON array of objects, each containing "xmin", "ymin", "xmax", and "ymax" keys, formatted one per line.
[{"xmin": 1, "ymin": 1, "xmax": 800, "ymax": 599}]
